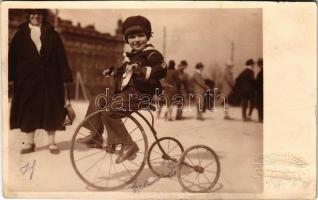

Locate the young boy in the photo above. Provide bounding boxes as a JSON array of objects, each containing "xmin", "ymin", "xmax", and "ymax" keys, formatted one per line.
[{"xmin": 78, "ymin": 15, "xmax": 167, "ymax": 164}]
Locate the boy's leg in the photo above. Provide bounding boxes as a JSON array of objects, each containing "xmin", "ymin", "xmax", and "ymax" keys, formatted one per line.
[
  {"xmin": 77, "ymin": 96, "xmax": 104, "ymax": 145},
  {"xmin": 102, "ymin": 113, "xmax": 132, "ymax": 145},
  {"xmin": 106, "ymin": 87, "xmax": 141, "ymax": 163}
]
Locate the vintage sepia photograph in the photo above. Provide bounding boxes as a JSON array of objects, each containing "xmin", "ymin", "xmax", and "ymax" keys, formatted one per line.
[{"xmin": 1, "ymin": 1, "xmax": 316, "ymax": 199}]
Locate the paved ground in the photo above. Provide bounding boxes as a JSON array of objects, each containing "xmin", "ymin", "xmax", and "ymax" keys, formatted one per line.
[{"xmin": 5, "ymin": 101, "xmax": 263, "ymax": 195}]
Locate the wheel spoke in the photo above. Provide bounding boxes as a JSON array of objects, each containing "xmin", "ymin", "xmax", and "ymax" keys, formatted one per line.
[
  {"xmin": 182, "ymin": 178, "xmax": 209, "ymax": 190},
  {"xmin": 167, "ymin": 144, "xmax": 179, "ymax": 154},
  {"xmin": 182, "ymin": 177, "xmax": 202, "ymax": 187},
  {"xmin": 169, "ymin": 153, "xmax": 182, "ymax": 158},
  {"xmin": 72, "ymin": 112, "xmax": 148, "ymax": 190},
  {"xmin": 121, "ymin": 162, "xmax": 133, "ymax": 178},
  {"xmin": 167, "ymin": 140, "xmax": 170, "ymax": 154},
  {"xmin": 111, "ymin": 155, "xmax": 121, "ymax": 182},
  {"xmin": 92, "ymin": 154, "xmax": 107, "ymax": 183},
  {"xmin": 134, "ymin": 138, "xmax": 144, "ymax": 143},
  {"xmin": 82, "ymin": 154, "xmax": 106, "ymax": 175},
  {"xmin": 129, "ymin": 126, "xmax": 138, "ymax": 135},
  {"xmin": 180, "ymin": 168, "xmax": 196, "ymax": 178},
  {"xmin": 75, "ymin": 150, "xmax": 104, "ymax": 162},
  {"xmin": 205, "ymin": 170, "xmax": 217, "ymax": 174},
  {"xmin": 197, "ymin": 173, "xmax": 201, "ymax": 186},
  {"xmin": 105, "ymin": 155, "xmax": 112, "ymax": 187},
  {"xmin": 128, "ymin": 159, "xmax": 140, "ymax": 167},
  {"xmin": 203, "ymin": 160, "xmax": 216, "ymax": 169},
  {"xmin": 152, "ymin": 149, "xmax": 163, "ymax": 156},
  {"xmin": 150, "ymin": 155, "xmax": 163, "ymax": 161},
  {"xmin": 202, "ymin": 172, "xmax": 212, "ymax": 184},
  {"xmin": 196, "ymin": 148, "xmax": 202, "ymax": 166},
  {"xmin": 185, "ymin": 154, "xmax": 196, "ymax": 166},
  {"xmin": 77, "ymin": 131, "xmax": 103, "ymax": 147}
]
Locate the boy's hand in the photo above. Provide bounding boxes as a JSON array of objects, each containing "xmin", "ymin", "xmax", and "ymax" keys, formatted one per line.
[{"xmin": 127, "ymin": 63, "xmax": 142, "ymax": 76}]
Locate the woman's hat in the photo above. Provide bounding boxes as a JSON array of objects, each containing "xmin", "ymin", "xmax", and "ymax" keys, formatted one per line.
[
  {"xmin": 122, "ymin": 15, "xmax": 152, "ymax": 42},
  {"xmin": 25, "ymin": 9, "xmax": 48, "ymax": 21},
  {"xmin": 25, "ymin": 9, "xmax": 48, "ymax": 15}
]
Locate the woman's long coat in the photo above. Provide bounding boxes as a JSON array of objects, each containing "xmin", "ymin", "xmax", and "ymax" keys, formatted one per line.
[{"xmin": 9, "ymin": 21, "xmax": 73, "ymax": 133}]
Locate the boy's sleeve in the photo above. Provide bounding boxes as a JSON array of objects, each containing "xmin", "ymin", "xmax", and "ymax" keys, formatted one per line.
[{"xmin": 140, "ymin": 51, "xmax": 167, "ymax": 80}]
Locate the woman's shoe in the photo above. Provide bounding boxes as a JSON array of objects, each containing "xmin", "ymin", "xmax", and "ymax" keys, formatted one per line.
[
  {"xmin": 20, "ymin": 144, "xmax": 35, "ymax": 154},
  {"xmin": 49, "ymin": 144, "xmax": 60, "ymax": 154}
]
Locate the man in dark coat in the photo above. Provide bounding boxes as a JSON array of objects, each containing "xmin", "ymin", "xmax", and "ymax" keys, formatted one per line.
[
  {"xmin": 9, "ymin": 9, "xmax": 73, "ymax": 154},
  {"xmin": 255, "ymin": 58, "xmax": 263, "ymax": 123},
  {"xmin": 235, "ymin": 59, "xmax": 255, "ymax": 121}
]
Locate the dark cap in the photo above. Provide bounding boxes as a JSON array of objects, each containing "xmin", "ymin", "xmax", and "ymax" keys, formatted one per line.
[
  {"xmin": 180, "ymin": 60, "xmax": 188, "ymax": 66},
  {"xmin": 168, "ymin": 60, "xmax": 176, "ymax": 69},
  {"xmin": 257, "ymin": 58, "xmax": 263, "ymax": 66},
  {"xmin": 246, "ymin": 59, "xmax": 255, "ymax": 66},
  {"xmin": 122, "ymin": 15, "xmax": 152, "ymax": 42},
  {"xmin": 195, "ymin": 62, "xmax": 204, "ymax": 69}
]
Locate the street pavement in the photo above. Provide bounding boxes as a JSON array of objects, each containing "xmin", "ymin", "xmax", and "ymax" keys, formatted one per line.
[{"xmin": 5, "ymin": 101, "xmax": 263, "ymax": 194}]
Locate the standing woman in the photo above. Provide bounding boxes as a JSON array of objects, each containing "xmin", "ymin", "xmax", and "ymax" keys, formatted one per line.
[{"xmin": 9, "ymin": 9, "xmax": 73, "ymax": 154}]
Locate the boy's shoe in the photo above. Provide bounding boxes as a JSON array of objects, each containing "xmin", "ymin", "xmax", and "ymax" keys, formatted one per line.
[
  {"xmin": 115, "ymin": 142, "xmax": 139, "ymax": 164},
  {"xmin": 106, "ymin": 144, "xmax": 117, "ymax": 154},
  {"xmin": 20, "ymin": 144, "xmax": 35, "ymax": 154},
  {"xmin": 77, "ymin": 133, "xmax": 103, "ymax": 148},
  {"xmin": 49, "ymin": 144, "xmax": 60, "ymax": 154}
]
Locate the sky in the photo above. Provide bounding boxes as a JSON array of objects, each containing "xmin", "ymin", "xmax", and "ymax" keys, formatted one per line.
[{"xmin": 58, "ymin": 9, "xmax": 262, "ymax": 77}]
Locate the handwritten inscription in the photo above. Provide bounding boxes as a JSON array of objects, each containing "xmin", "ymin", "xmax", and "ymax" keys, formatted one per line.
[
  {"xmin": 20, "ymin": 160, "xmax": 36, "ymax": 180},
  {"xmin": 130, "ymin": 177, "xmax": 160, "ymax": 192}
]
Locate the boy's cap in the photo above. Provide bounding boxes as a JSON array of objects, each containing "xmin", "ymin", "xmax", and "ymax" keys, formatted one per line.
[{"xmin": 122, "ymin": 15, "xmax": 152, "ymax": 41}]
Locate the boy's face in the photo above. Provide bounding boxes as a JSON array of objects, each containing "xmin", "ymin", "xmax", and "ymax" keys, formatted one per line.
[{"xmin": 127, "ymin": 32, "xmax": 148, "ymax": 51}]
